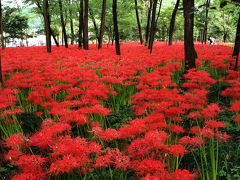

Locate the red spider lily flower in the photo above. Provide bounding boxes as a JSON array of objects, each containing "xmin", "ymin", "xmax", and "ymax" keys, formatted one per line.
[
  {"xmin": 114, "ymin": 155, "xmax": 130, "ymax": 170},
  {"xmin": 95, "ymin": 155, "xmax": 111, "ymax": 168},
  {"xmin": 11, "ymin": 172, "xmax": 43, "ymax": 180},
  {"xmin": 190, "ymin": 126, "xmax": 202, "ymax": 135},
  {"xmin": 132, "ymin": 159, "xmax": 166, "ymax": 176},
  {"xmin": 2, "ymin": 108, "xmax": 23, "ymax": 116},
  {"xmin": 29, "ymin": 122, "xmax": 71, "ymax": 149},
  {"xmin": 215, "ymin": 131, "xmax": 231, "ymax": 142},
  {"xmin": 200, "ymin": 128, "xmax": 215, "ymax": 138},
  {"xmin": 202, "ymin": 103, "xmax": 221, "ymax": 119},
  {"xmin": 5, "ymin": 134, "xmax": 27, "ymax": 149},
  {"xmin": 230, "ymin": 100, "xmax": 240, "ymax": 112},
  {"xmin": 234, "ymin": 114, "xmax": 240, "ymax": 123},
  {"xmin": 6, "ymin": 149, "xmax": 23, "ymax": 162},
  {"xmin": 167, "ymin": 124, "xmax": 185, "ymax": 134},
  {"xmin": 182, "ymin": 69, "xmax": 216, "ymax": 90},
  {"xmin": 99, "ymin": 128, "xmax": 120, "ymax": 141},
  {"xmin": 167, "ymin": 145, "xmax": 186, "ymax": 157},
  {"xmin": 15, "ymin": 155, "xmax": 46, "ymax": 173},
  {"xmin": 179, "ymin": 136, "xmax": 204, "ymax": 148},
  {"xmin": 171, "ymin": 169, "xmax": 197, "ymax": 180},
  {"xmin": 205, "ymin": 120, "xmax": 225, "ymax": 129},
  {"xmin": 188, "ymin": 111, "xmax": 201, "ymax": 119},
  {"xmin": 49, "ymin": 154, "xmax": 82, "ymax": 175}
]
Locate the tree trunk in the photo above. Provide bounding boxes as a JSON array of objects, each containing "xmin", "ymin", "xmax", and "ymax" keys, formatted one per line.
[
  {"xmin": 134, "ymin": 0, "xmax": 143, "ymax": 44},
  {"xmin": 0, "ymin": 0, "xmax": 4, "ymax": 49},
  {"xmin": 43, "ymin": 0, "xmax": 51, "ymax": 53},
  {"xmin": 98, "ymin": 0, "xmax": 107, "ymax": 49},
  {"xmin": 183, "ymin": 0, "xmax": 197, "ymax": 70},
  {"xmin": 83, "ymin": 0, "xmax": 89, "ymax": 50},
  {"xmin": 36, "ymin": 2, "xmax": 59, "ymax": 47},
  {"xmin": 59, "ymin": 0, "xmax": 68, "ymax": 48},
  {"xmin": 148, "ymin": 0, "xmax": 158, "ymax": 53},
  {"xmin": 234, "ymin": 51, "xmax": 239, "ymax": 70},
  {"xmin": 78, "ymin": 0, "xmax": 83, "ymax": 48},
  {"xmin": 112, "ymin": 0, "xmax": 120, "ymax": 55},
  {"xmin": 145, "ymin": 0, "xmax": 153, "ymax": 46},
  {"xmin": 233, "ymin": 13, "xmax": 240, "ymax": 57},
  {"xmin": 168, "ymin": 0, "xmax": 180, "ymax": 46},
  {"xmin": 149, "ymin": 0, "xmax": 163, "ymax": 53},
  {"xmin": 202, "ymin": 0, "xmax": 210, "ymax": 44},
  {"xmin": 89, "ymin": 9, "xmax": 99, "ymax": 42},
  {"xmin": 49, "ymin": 28, "xmax": 59, "ymax": 46},
  {"xmin": 69, "ymin": 0, "xmax": 74, "ymax": 45}
]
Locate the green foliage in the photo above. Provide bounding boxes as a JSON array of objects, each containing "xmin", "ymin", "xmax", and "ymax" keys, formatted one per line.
[{"xmin": 3, "ymin": 7, "xmax": 29, "ymax": 40}]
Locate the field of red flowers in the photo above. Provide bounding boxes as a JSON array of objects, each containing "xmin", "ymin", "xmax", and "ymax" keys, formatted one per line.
[{"xmin": 0, "ymin": 42, "xmax": 239, "ymax": 180}]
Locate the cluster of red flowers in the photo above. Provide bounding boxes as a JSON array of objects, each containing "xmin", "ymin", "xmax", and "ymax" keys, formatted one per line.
[
  {"xmin": 0, "ymin": 42, "xmax": 236, "ymax": 179},
  {"xmin": 221, "ymin": 70, "xmax": 240, "ymax": 123}
]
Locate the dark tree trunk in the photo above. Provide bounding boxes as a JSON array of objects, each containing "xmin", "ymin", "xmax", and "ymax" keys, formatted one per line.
[
  {"xmin": 98, "ymin": 0, "xmax": 107, "ymax": 49},
  {"xmin": 149, "ymin": 0, "xmax": 163, "ymax": 53},
  {"xmin": 155, "ymin": 0, "xmax": 163, "ymax": 23},
  {"xmin": 69, "ymin": 0, "xmax": 74, "ymax": 45},
  {"xmin": 234, "ymin": 51, "xmax": 239, "ymax": 70},
  {"xmin": 168, "ymin": 0, "xmax": 180, "ymax": 46},
  {"xmin": 43, "ymin": 0, "xmax": 51, "ymax": 53},
  {"xmin": 50, "ymin": 28, "xmax": 59, "ymax": 46},
  {"xmin": 0, "ymin": 0, "xmax": 4, "ymax": 49},
  {"xmin": 36, "ymin": 2, "xmax": 59, "ymax": 47},
  {"xmin": 148, "ymin": 0, "xmax": 158, "ymax": 53},
  {"xmin": 83, "ymin": 0, "xmax": 89, "ymax": 50},
  {"xmin": 78, "ymin": 0, "xmax": 83, "ymax": 48},
  {"xmin": 112, "ymin": 0, "xmax": 120, "ymax": 55},
  {"xmin": 233, "ymin": 13, "xmax": 240, "ymax": 57},
  {"xmin": 145, "ymin": 0, "xmax": 153, "ymax": 46},
  {"xmin": 89, "ymin": 9, "xmax": 99, "ymax": 42},
  {"xmin": 223, "ymin": 31, "xmax": 227, "ymax": 43},
  {"xmin": 134, "ymin": 0, "xmax": 143, "ymax": 44},
  {"xmin": 59, "ymin": 0, "xmax": 68, "ymax": 48},
  {"xmin": 183, "ymin": 0, "xmax": 197, "ymax": 70},
  {"xmin": 202, "ymin": 0, "xmax": 210, "ymax": 44}
]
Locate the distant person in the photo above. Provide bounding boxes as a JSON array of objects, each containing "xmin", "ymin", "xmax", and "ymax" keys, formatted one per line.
[
  {"xmin": 209, "ymin": 37, "xmax": 213, "ymax": 45},
  {"xmin": 212, "ymin": 37, "xmax": 216, "ymax": 45},
  {"xmin": 208, "ymin": 37, "xmax": 216, "ymax": 45}
]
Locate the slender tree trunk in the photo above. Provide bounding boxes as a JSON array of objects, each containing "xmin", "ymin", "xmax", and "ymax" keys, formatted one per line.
[
  {"xmin": 78, "ymin": 0, "xmax": 83, "ymax": 48},
  {"xmin": 202, "ymin": 0, "xmax": 210, "ymax": 44},
  {"xmin": 69, "ymin": 0, "xmax": 74, "ymax": 45},
  {"xmin": 49, "ymin": 28, "xmax": 59, "ymax": 46},
  {"xmin": 98, "ymin": 0, "xmax": 107, "ymax": 49},
  {"xmin": 112, "ymin": 0, "xmax": 120, "ymax": 55},
  {"xmin": 155, "ymin": 0, "xmax": 163, "ymax": 23},
  {"xmin": 145, "ymin": 0, "xmax": 153, "ymax": 46},
  {"xmin": 183, "ymin": 0, "xmax": 197, "ymax": 70},
  {"xmin": 233, "ymin": 13, "xmax": 240, "ymax": 57},
  {"xmin": 112, "ymin": 31, "xmax": 115, "ymax": 45},
  {"xmin": 83, "ymin": 0, "xmax": 89, "ymax": 50},
  {"xmin": 89, "ymin": 9, "xmax": 99, "ymax": 42},
  {"xmin": 148, "ymin": 0, "xmax": 158, "ymax": 53},
  {"xmin": 168, "ymin": 0, "xmax": 180, "ymax": 46},
  {"xmin": 43, "ymin": 0, "xmax": 51, "ymax": 53},
  {"xmin": 0, "ymin": 0, "xmax": 4, "ymax": 49},
  {"xmin": 149, "ymin": 0, "xmax": 163, "ymax": 53},
  {"xmin": 59, "ymin": 0, "xmax": 68, "ymax": 48},
  {"xmin": 134, "ymin": 0, "xmax": 143, "ymax": 44},
  {"xmin": 36, "ymin": 2, "xmax": 59, "ymax": 47}
]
